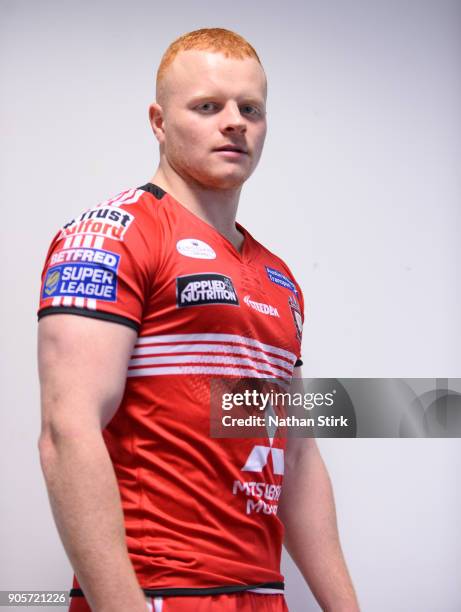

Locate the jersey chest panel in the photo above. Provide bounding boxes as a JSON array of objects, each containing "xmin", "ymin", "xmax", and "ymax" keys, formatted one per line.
[{"xmin": 141, "ymin": 215, "xmax": 301, "ymax": 364}]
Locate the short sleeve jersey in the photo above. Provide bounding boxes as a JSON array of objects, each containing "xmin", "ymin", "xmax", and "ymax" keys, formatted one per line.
[{"xmin": 38, "ymin": 184, "xmax": 305, "ymax": 597}]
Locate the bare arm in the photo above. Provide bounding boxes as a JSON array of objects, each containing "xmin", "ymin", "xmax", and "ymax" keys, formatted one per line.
[
  {"xmin": 278, "ymin": 368, "xmax": 360, "ymax": 612},
  {"xmin": 38, "ymin": 314, "xmax": 148, "ymax": 612}
]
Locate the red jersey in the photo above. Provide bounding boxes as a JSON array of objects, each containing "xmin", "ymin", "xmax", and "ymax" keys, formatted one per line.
[{"xmin": 38, "ymin": 184, "xmax": 304, "ymax": 598}]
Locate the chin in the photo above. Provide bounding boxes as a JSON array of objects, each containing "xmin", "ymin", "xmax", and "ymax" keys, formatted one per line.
[
  {"xmin": 198, "ymin": 170, "xmax": 252, "ymax": 191},
  {"xmin": 210, "ymin": 177, "xmax": 246, "ymax": 190}
]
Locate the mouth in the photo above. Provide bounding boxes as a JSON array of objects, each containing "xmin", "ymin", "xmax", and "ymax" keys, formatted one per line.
[{"xmin": 213, "ymin": 145, "xmax": 248, "ymax": 155}]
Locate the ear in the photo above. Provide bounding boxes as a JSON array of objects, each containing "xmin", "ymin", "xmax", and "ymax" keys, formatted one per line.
[{"xmin": 149, "ymin": 102, "xmax": 165, "ymax": 143}]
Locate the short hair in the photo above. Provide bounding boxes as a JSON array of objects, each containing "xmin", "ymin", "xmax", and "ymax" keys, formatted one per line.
[{"xmin": 156, "ymin": 28, "xmax": 263, "ymax": 101}]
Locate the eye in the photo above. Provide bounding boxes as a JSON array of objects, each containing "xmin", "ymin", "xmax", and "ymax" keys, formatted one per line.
[
  {"xmin": 196, "ymin": 102, "xmax": 219, "ymax": 113},
  {"xmin": 241, "ymin": 105, "xmax": 263, "ymax": 117}
]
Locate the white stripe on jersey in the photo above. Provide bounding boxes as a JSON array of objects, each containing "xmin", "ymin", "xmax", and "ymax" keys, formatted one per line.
[
  {"xmin": 135, "ymin": 333, "xmax": 297, "ymax": 364},
  {"xmin": 145, "ymin": 597, "xmax": 153, "ymax": 612},
  {"xmin": 131, "ymin": 342, "xmax": 292, "ymax": 371},
  {"xmin": 98, "ymin": 188, "xmax": 145, "ymax": 208},
  {"xmin": 153, "ymin": 597, "xmax": 163, "ymax": 612},
  {"xmin": 127, "ymin": 365, "xmax": 291, "ymax": 380},
  {"xmin": 129, "ymin": 354, "xmax": 291, "ymax": 379}
]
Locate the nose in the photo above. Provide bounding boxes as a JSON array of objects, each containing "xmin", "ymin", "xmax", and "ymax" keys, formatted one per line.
[{"xmin": 220, "ymin": 101, "xmax": 247, "ymax": 134}]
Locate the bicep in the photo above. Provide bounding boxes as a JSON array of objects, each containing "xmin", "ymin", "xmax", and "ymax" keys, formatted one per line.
[
  {"xmin": 285, "ymin": 366, "xmax": 319, "ymax": 460},
  {"xmin": 38, "ymin": 314, "xmax": 137, "ymax": 435}
]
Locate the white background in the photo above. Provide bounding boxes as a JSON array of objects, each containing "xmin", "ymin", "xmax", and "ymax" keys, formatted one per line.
[{"xmin": 1, "ymin": 0, "xmax": 460, "ymax": 610}]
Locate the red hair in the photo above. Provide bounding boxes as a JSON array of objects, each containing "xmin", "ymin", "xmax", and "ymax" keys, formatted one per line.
[{"xmin": 156, "ymin": 28, "xmax": 263, "ymax": 100}]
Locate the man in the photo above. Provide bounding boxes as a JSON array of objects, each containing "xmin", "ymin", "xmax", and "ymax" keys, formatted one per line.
[{"xmin": 38, "ymin": 28, "xmax": 359, "ymax": 612}]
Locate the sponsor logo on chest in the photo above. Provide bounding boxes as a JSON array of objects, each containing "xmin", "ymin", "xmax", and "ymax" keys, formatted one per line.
[
  {"xmin": 176, "ymin": 238, "xmax": 216, "ymax": 259},
  {"xmin": 243, "ymin": 295, "xmax": 280, "ymax": 317},
  {"xmin": 176, "ymin": 273, "xmax": 239, "ymax": 307},
  {"xmin": 265, "ymin": 266, "xmax": 298, "ymax": 295}
]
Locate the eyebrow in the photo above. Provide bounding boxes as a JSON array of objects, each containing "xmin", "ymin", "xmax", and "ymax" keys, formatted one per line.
[{"xmin": 188, "ymin": 94, "xmax": 265, "ymax": 107}]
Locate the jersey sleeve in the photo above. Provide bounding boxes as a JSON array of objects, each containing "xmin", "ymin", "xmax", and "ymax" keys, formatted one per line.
[{"xmin": 37, "ymin": 190, "xmax": 160, "ymax": 332}]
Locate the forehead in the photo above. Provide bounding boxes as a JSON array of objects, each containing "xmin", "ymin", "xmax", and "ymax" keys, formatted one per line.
[{"xmin": 161, "ymin": 50, "xmax": 267, "ymax": 102}]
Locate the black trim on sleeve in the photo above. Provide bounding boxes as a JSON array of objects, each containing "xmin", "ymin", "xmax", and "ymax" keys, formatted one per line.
[
  {"xmin": 37, "ymin": 307, "xmax": 140, "ymax": 332},
  {"xmin": 70, "ymin": 582, "xmax": 284, "ymax": 599},
  {"xmin": 295, "ymin": 358, "xmax": 303, "ymax": 367},
  {"xmin": 138, "ymin": 183, "xmax": 167, "ymax": 199}
]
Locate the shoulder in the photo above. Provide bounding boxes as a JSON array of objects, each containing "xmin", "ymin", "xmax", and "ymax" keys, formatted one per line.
[
  {"xmin": 38, "ymin": 185, "xmax": 168, "ymax": 327},
  {"xmin": 41, "ymin": 184, "xmax": 168, "ymax": 281},
  {"xmin": 62, "ymin": 184, "xmax": 163, "ymax": 231}
]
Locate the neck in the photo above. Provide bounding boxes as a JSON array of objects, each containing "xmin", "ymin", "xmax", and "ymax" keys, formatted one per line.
[{"xmin": 149, "ymin": 163, "xmax": 244, "ymax": 249}]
